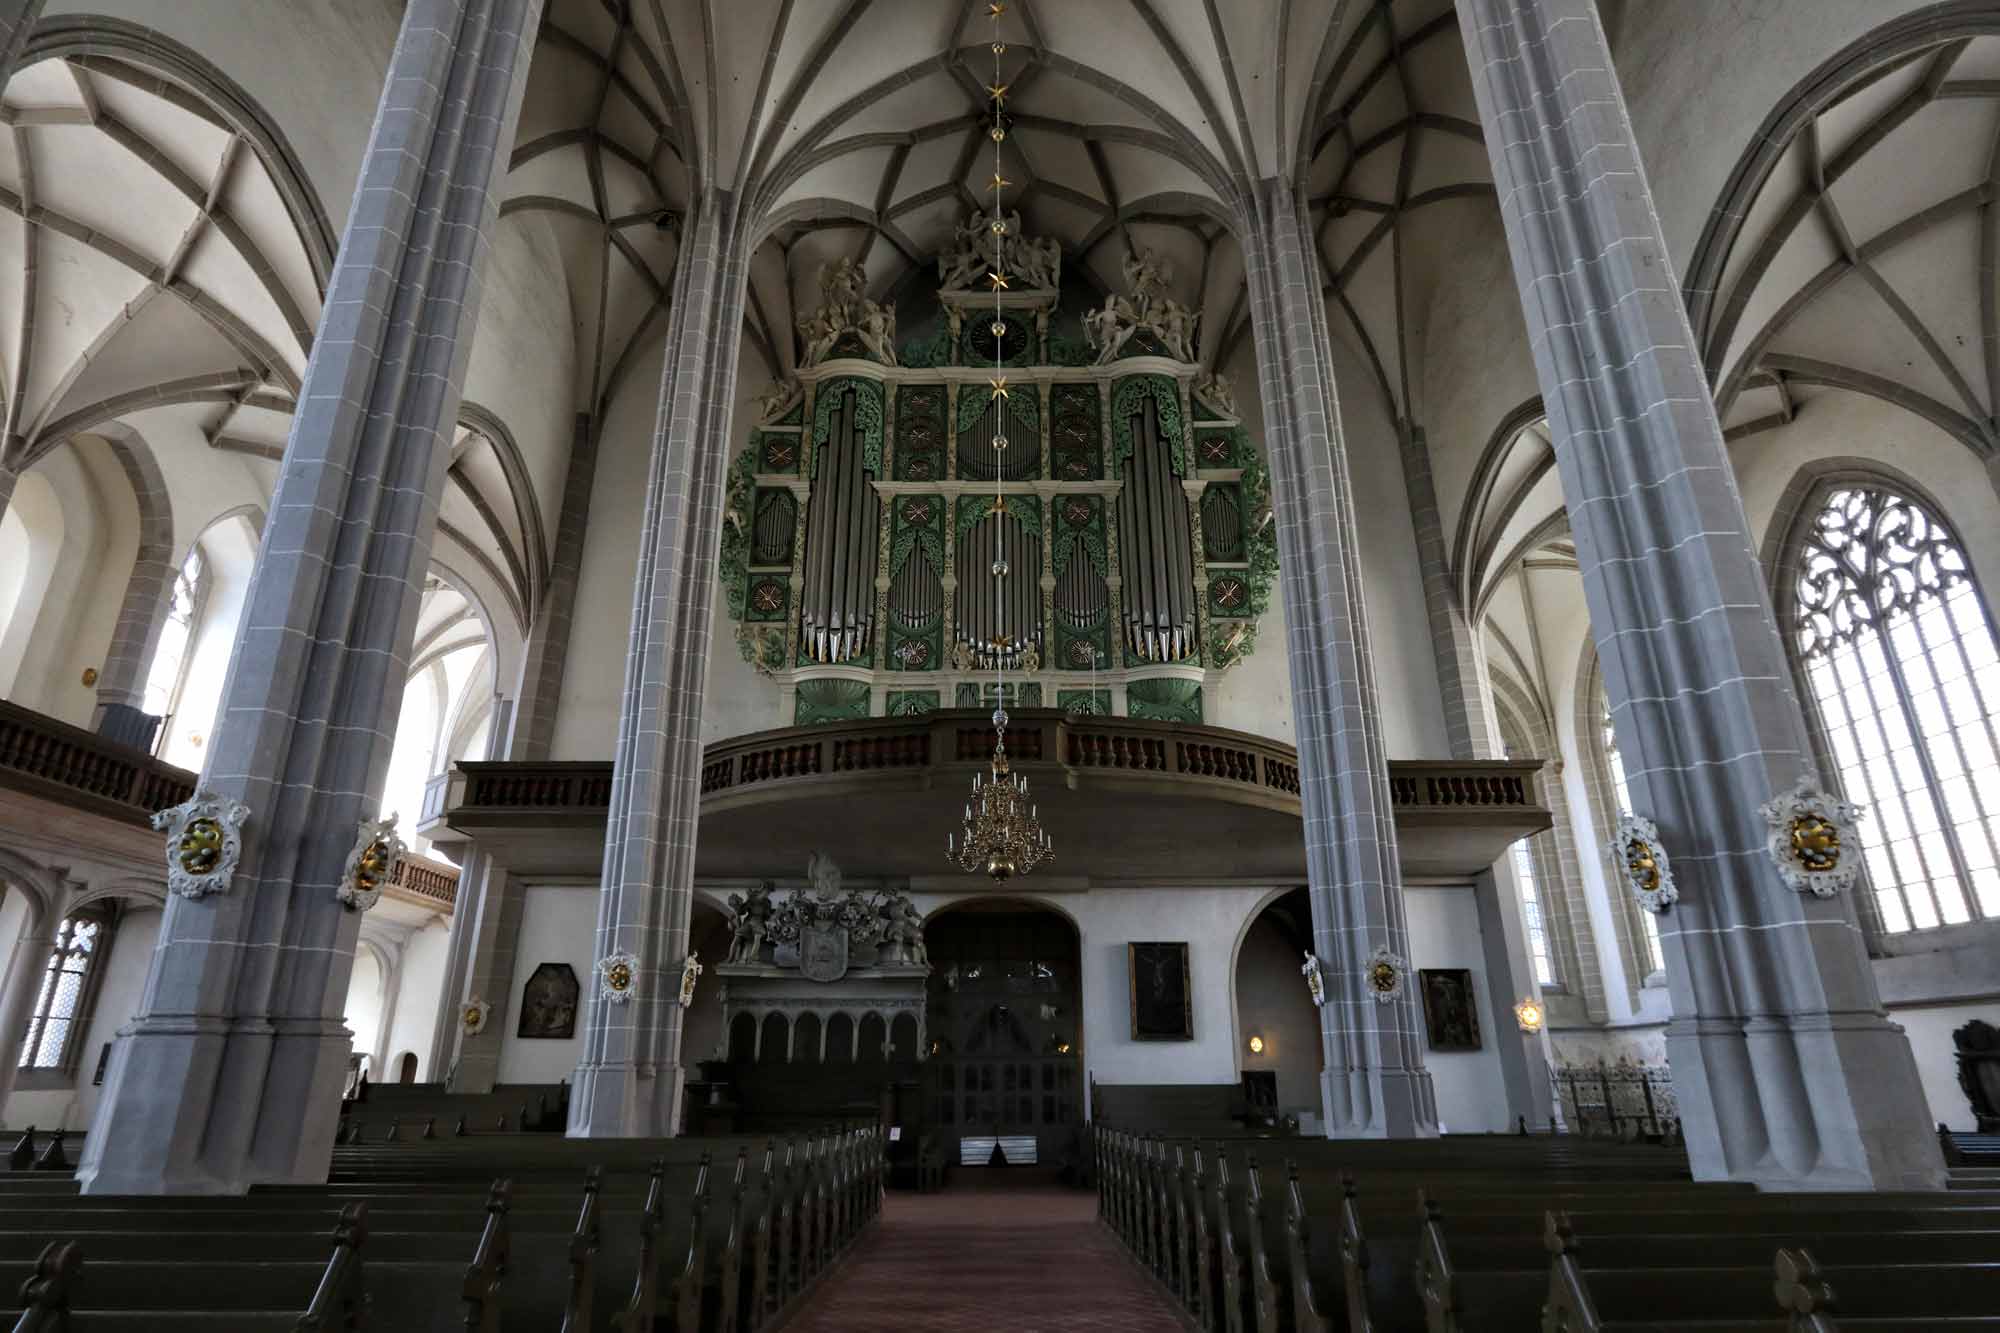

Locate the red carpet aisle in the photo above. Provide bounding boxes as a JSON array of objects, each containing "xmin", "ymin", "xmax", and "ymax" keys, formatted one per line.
[{"xmin": 788, "ymin": 1181, "xmax": 1187, "ymax": 1331}]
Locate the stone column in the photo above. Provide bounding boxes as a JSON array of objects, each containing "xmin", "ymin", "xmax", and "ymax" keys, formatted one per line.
[
  {"xmin": 77, "ymin": 0, "xmax": 540, "ymax": 1195},
  {"xmin": 1240, "ymin": 182, "xmax": 1436, "ymax": 1138},
  {"xmin": 0, "ymin": 3, "xmax": 45, "ymax": 529},
  {"xmin": 569, "ymin": 195, "xmax": 750, "ymax": 1137},
  {"xmin": 1460, "ymin": 0, "xmax": 1943, "ymax": 1188}
]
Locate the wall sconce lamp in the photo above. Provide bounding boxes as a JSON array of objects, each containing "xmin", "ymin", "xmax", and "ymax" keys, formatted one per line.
[
  {"xmin": 1513, "ymin": 997, "xmax": 1546, "ymax": 1034},
  {"xmin": 1247, "ymin": 1034, "xmax": 1265, "ymax": 1055}
]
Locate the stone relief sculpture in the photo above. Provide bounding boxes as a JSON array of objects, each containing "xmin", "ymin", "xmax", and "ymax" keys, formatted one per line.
[
  {"xmin": 1194, "ymin": 369, "xmax": 1237, "ymax": 419},
  {"xmin": 725, "ymin": 881, "xmax": 774, "ymax": 963},
  {"xmin": 751, "ymin": 376, "xmax": 800, "ymax": 424},
  {"xmin": 796, "ymin": 257, "xmax": 898, "ymax": 368},
  {"xmin": 1085, "ymin": 247, "xmax": 1200, "ymax": 363}
]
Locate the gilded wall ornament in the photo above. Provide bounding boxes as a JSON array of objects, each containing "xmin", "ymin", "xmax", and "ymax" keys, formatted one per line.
[
  {"xmin": 336, "ymin": 814, "xmax": 405, "ymax": 912},
  {"xmin": 1614, "ymin": 812, "xmax": 1678, "ymax": 913},
  {"xmin": 1300, "ymin": 952, "xmax": 1326, "ymax": 1007},
  {"xmin": 1759, "ymin": 775, "xmax": 1864, "ymax": 899},
  {"xmin": 152, "ymin": 789, "xmax": 250, "ymax": 900},
  {"xmin": 461, "ymin": 997, "xmax": 492, "ymax": 1037},
  {"xmin": 596, "ymin": 951, "xmax": 639, "ymax": 1004},
  {"xmin": 1365, "ymin": 946, "xmax": 1407, "ymax": 1004},
  {"xmin": 679, "ymin": 953, "xmax": 703, "ymax": 1007}
]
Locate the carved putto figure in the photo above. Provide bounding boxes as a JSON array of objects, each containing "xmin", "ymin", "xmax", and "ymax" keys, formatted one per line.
[
  {"xmin": 796, "ymin": 258, "xmax": 899, "ymax": 368},
  {"xmin": 1085, "ymin": 246, "xmax": 1201, "ymax": 364},
  {"xmin": 726, "ymin": 881, "xmax": 774, "ymax": 963},
  {"xmin": 751, "ymin": 376, "xmax": 800, "ymax": 424},
  {"xmin": 878, "ymin": 892, "xmax": 929, "ymax": 966},
  {"xmin": 936, "ymin": 208, "xmax": 1063, "ymax": 292},
  {"xmin": 1194, "ymin": 370, "xmax": 1237, "ymax": 419}
]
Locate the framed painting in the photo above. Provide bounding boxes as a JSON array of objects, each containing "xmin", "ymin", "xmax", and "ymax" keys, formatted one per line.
[
  {"xmin": 518, "ymin": 962, "xmax": 580, "ymax": 1039},
  {"xmin": 1419, "ymin": 968, "xmax": 1482, "ymax": 1051},
  {"xmin": 1128, "ymin": 941, "xmax": 1193, "ymax": 1041}
]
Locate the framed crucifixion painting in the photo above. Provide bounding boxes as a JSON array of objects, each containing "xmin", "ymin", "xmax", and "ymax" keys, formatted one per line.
[{"xmin": 1128, "ymin": 941, "xmax": 1193, "ymax": 1041}]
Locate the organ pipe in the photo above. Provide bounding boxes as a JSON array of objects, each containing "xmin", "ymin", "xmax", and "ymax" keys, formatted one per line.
[
  {"xmin": 1116, "ymin": 396, "xmax": 1196, "ymax": 660},
  {"xmin": 800, "ymin": 386, "xmax": 880, "ymax": 662},
  {"xmin": 954, "ymin": 512, "xmax": 1041, "ymax": 669}
]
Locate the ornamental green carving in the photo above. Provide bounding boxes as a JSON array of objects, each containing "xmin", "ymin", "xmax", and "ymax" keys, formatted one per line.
[
  {"xmin": 956, "ymin": 681, "xmax": 1042, "ymax": 708},
  {"xmin": 954, "ymin": 378, "xmax": 1039, "ymax": 441},
  {"xmin": 1051, "ymin": 525, "xmax": 1108, "ymax": 579},
  {"xmin": 1127, "ymin": 677, "xmax": 1202, "ymax": 723},
  {"xmin": 794, "ymin": 678, "xmax": 871, "ymax": 726},
  {"xmin": 889, "ymin": 494, "xmax": 946, "ymax": 582},
  {"xmin": 1058, "ymin": 688, "xmax": 1112, "ymax": 717},
  {"xmin": 886, "ymin": 690, "xmax": 939, "ymax": 717},
  {"xmin": 955, "ymin": 493, "xmax": 1041, "ymax": 543},
  {"xmin": 810, "ymin": 377, "xmax": 886, "ymax": 477},
  {"xmin": 719, "ymin": 443, "xmax": 759, "ymax": 625},
  {"xmin": 1110, "ymin": 374, "xmax": 1186, "ymax": 477}
]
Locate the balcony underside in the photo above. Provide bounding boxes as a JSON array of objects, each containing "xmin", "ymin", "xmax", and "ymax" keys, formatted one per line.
[{"xmin": 427, "ymin": 711, "xmax": 1551, "ymax": 886}]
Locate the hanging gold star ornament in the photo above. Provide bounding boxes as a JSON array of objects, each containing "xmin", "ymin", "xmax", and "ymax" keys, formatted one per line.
[
  {"xmin": 988, "ymin": 376, "xmax": 1010, "ymax": 401},
  {"xmin": 987, "ymin": 82, "xmax": 1010, "ymax": 107},
  {"xmin": 988, "ymin": 2, "xmax": 1005, "ymax": 16},
  {"xmin": 987, "ymin": 270, "xmax": 1010, "ymax": 291},
  {"xmin": 990, "ymin": 172, "xmax": 1011, "ymax": 193}
]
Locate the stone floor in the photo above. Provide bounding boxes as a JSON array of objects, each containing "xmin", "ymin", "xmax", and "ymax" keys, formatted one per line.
[{"xmin": 788, "ymin": 1174, "xmax": 1186, "ymax": 1331}]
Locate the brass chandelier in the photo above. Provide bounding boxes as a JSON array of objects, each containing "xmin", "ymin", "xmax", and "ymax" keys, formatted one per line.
[{"xmin": 947, "ymin": 1, "xmax": 1051, "ymax": 883}]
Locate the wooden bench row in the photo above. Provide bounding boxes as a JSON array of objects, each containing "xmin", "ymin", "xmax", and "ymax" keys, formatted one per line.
[
  {"xmin": 1094, "ymin": 1126, "xmax": 2000, "ymax": 1332},
  {"xmin": 3, "ymin": 1129, "xmax": 882, "ymax": 1331}
]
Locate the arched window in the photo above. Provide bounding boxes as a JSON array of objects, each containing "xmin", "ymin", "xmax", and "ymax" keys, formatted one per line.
[
  {"xmin": 140, "ymin": 547, "xmax": 207, "ymax": 726},
  {"xmin": 18, "ymin": 908, "xmax": 110, "ymax": 1074},
  {"xmin": 1509, "ymin": 832, "xmax": 1557, "ymax": 987},
  {"xmin": 1788, "ymin": 485, "xmax": 2000, "ymax": 933},
  {"xmin": 1599, "ymin": 695, "xmax": 1665, "ymax": 977}
]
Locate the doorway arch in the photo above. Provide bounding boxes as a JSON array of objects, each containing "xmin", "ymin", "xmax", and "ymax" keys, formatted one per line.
[
  {"xmin": 923, "ymin": 899, "xmax": 1082, "ymax": 1166},
  {"xmin": 1232, "ymin": 887, "xmax": 1321, "ymax": 1124}
]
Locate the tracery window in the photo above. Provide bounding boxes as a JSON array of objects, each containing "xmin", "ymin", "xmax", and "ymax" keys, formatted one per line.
[
  {"xmin": 1789, "ymin": 485, "xmax": 2000, "ymax": 933},
  {"xmin": 1601, "ymin": 700, "xmax": 1665, "ymax": 976},
  {"xmin": 1509, "ymin": 837, "xmax": 1556, "ymax": 987},
  {"xmin": 18, "ymin": 910, "xmax": 107, "ymax": 1073},
  {"xmin": 140, "ymin": 547, "xmax": 207, "ymax": 727}
]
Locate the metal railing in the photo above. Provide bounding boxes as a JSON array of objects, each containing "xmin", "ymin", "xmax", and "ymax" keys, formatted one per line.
[{"xmin": 1550, "ymin": 1059, "xmax": 1679, "ymax": 1139}]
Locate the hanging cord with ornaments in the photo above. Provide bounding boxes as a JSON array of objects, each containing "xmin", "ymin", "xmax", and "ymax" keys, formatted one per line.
[{"xmin": 948, "ymin": 1, "xmax": 1051, "ymax": 881}]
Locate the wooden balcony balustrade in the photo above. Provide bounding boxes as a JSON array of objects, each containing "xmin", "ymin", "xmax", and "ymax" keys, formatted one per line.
[
  {"xmin": 2, "ymin": 699, "xmax": 459, "ymax": 908},
  {"xmin": 428, "ymin": 710, "xmax": 1550, "ymax": 883}
]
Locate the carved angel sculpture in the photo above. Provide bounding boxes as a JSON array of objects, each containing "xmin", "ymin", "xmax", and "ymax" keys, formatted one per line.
[{"xmin": 726, "ymin": 881, "xmax": 774, "ymax": 963}]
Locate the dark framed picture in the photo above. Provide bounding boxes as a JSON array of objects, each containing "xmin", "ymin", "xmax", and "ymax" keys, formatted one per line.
[
  {"xmin": 1128, "ymin": 941, "xmax": 1193, "ymax": 1041},
  {"xmin": 1419, "ymin": 968, "xmax": 1482, "ymax": 1051},
  {"xmin": 518, "ymin": 962, "xmax": 580, "ymax": 1039}
]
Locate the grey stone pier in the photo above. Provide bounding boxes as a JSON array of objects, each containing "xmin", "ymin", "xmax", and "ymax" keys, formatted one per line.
[
  {"xmin": 568, "ymin": 196, "xmax": 751, "ymax": 1138},
  {"xmin": 77, "ymin": 0, "xmax": 541, "ymax": 1194},
  {"xmin": 1241, "ymin": 182, "xmax": 1438, "ymax": 1139},
  {"xmin": 1460, "ymin": 0, "xmax": 1945, "ymax": 1189}
]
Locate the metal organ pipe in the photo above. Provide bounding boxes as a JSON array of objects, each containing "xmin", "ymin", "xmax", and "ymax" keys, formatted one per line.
[
  {"xmin": 1117, "ymin": 396, "xmax": 1195, "ymax": 661},
  {"xmin": 801, "ymin": 387, "xmax": 879, "ymax": 662}
]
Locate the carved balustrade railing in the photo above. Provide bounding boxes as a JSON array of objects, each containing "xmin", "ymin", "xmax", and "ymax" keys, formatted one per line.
[
  {"xmin": 437, "ymin": 710, "xmax": 1544, "ymax": 825},
  {"xmin": 0, "ymin": 698, "xmax": 197, "ymax": 824},
  {"xmin": 387, "ymin": 851, "xmax": 461, "ymax": 911}
]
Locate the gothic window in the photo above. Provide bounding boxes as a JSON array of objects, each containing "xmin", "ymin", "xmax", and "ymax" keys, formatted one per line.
[
  {"xmin": 1600, "ymin": 698, "xmax": 1665, "ymax": 976},
  {"xmin": 1788, "ymin": 485, "xmax": 2000, "ymax": 933},
  {"xmin": 18, "ymin": 909, "xmax": 109, "ymax": 1074},
  {"xmin": 140, "ymin": 547, "xmax": 207, "ymax": 727}
]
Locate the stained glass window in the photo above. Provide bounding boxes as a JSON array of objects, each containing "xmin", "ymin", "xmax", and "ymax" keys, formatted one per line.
[
  {"xmin": 1602, "ymin": 701, "xmax": 1665, "ymax": 975},
  {"xmin": 1510, "ymin": 837, "xmax": 1556, "ymax": 987},
  {"xmin": 19, "ymin": 913, "xmax": 103, "ymax": 1071},
  {"xmin": 1790, "ymin": 486, "xmax": 2000, "ymax": 932}
]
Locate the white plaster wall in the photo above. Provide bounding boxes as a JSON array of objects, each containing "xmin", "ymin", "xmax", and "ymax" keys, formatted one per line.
[
  {"xmin": 343, "ymin": 950, "xmax": 384, "ymax": 1073},
  {"xmin": 1731, "ymin": 391, "xmax": 2000, "ymax": 594},
  {"xmin": 41, "ymin": 0, "xmax": 402, "ymax": 238},
  {"xmin": 384, "ymin": 919, "xmax": 451, "ymax": 1081},
  {"xmin": 0, "ymin": 472, "xmax": 61, "ymax": 699},
  {"xmin": 71, "ymin": 906, "xmax": 160, "ymax": 1127},
  {"xmin": 1234, "ymin": 913, "xmax": 1321, "ymax": 1116},
  {"xmin": 1404, "ymin": 886, "xmax": 1511, "ymax": 1133},
  {"xmin": 551, "ymin": 331, "xmax": 785, "ymax": 759},
  {"xmin": 1888, "ymin": 1002, "xmax": 1993, "ymax": 1133},
  {"xmin": 497, "ymin": 884, "xmax": 598, "ymax": 1083},
  {"xmin": 1613, "ymin": 0, "xmax": 1939, "ymax": 272},
  {"xmin": 9, "ymin": 446, "xmax": 126, "ymax": 726}
]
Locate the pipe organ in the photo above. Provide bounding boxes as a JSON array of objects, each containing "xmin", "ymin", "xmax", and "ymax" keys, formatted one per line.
[{"xmin": 720, "ymin": 227, "xmax": 1278, "ymax": 726}]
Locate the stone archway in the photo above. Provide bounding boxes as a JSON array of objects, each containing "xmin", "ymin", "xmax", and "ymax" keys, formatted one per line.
[{"xmin": 922, "ymin": 900, "xmax": 1082, "ymax": 1169}]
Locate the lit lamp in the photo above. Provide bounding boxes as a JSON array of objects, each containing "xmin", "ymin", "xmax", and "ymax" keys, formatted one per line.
[
  {"xmin": 1247, "ymin": 1034, "xmax": 1265, "ymax": 1055},
  {"xmin": 1513, "ymin": 997, "xmax": 1546, "ymax": 1034}
]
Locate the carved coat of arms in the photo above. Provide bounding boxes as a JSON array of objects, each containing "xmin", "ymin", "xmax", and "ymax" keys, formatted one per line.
[{"xmin": 800, "ymin": 924, "xmax": 849, "ymax": 983}]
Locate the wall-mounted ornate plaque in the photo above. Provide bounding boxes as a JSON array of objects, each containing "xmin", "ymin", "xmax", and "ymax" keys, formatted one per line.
[
  {"xmin": 518, "ymin": 962, "xmax": 579, "ymax": 1038},
  {"xmin": 1128, "ymin": 941, "xmax": 1192, "ymax": 1041}
]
